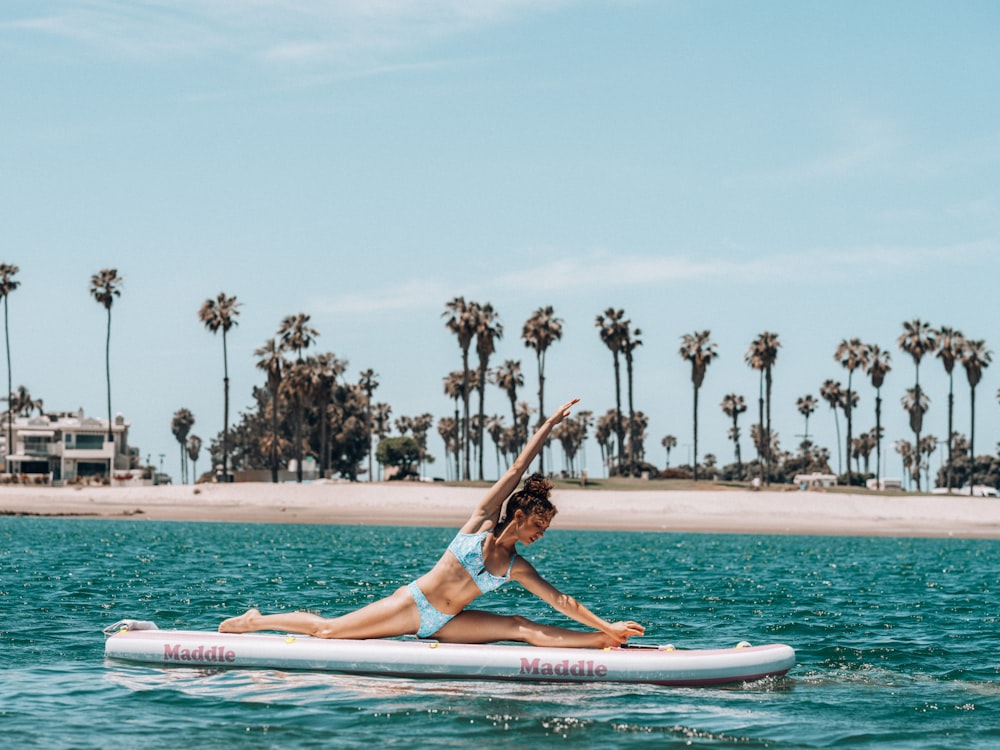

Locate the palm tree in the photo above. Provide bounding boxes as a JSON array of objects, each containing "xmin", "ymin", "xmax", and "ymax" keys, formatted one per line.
[
  {"xmin": 483, "ymin": 415, "xmax": 503, "ymax": 475},
  {"xmin": 961, "ymin": 339, "xmax": 992, "ymax": 490},
  {"xmin": 186, "ymin": 435, "xmax": 202, "ymax": 483},
  {"xmin": 443, "ymin": 297, "xmax": 478, "ymax": 480},
  {"xmin": 864, "ymin": 345, "xmax": 892, "ymax": 490},
  {"xmin": 594, "ymin": 410, "xmax": 616, "ymax": 476},
  {"xmin": 199, "ymin": 292, "xmax": 241, "ymax": 482},
  {"xmin": 254, "ymin": 338, "xmax": 286, "ymax": 483},
  {"xmin": 720, "ymin": 394, "xmax": 747, "ymax": 474},
  {"xmin": 919, "ymin": 434, "xmax": 939, "ymax": 491},
  {"xmin": 436, "ymin": 416, "xmax": 459, "ymax": 481},
  {"xmin": 89, "ymin": 268, "xmax": 123, "ymax": 443},
  {"xmin": 276, "ymin": 313, "xmax": 319, "ymax": 483},
  {"xmin": 278, "ymin": 312, "xmax": 318, "ymax": 361},
  {"xmin": 852, "ymin": 431, "xmax": 877, "ymax": 476},
  {"xmin": 576, "ymin": 408, "xmax": 594, "ymax": 476},
  {"xmin": 897, "ymin": 319, "xmax": 936, "ymax": 491},
  {"xmin": 309, "ymin": 352, "xmax": 347, "ymax": 479},
  {"xmin": 895, "ymin": 439, "xmax": 916, "ymax": 490},
  {"xmin": 661, "ymin": 434, "xmax": 677, "ymax": 469},
  {"xmin": 679, "ymin": 330, "xmax": 718, "ymax": 481},
  {"xmin": 596, "ymin": 308, "xmax": 628, "ymax": 473},
  {"xmin": 358, "ymin": 369, "xmax": 379, "ymax": 482},
  {"xmin": 442, "ymin": 370, "xmax": 468, "ymax": 478},
  {"xmin": 371, "ymin": 401, "xmax": 392, "ymax": 480},
  {"xmin": 522, "ymin": 306, "xmax": 563, "ymax": 475},
  {"xmin": 408, "ymin": 412, "xmax": 435, "ymax": 477},
  {"xmin": 834, "ymin": 338, "xmax": 869, "ymax": 486},
  {"xmin": 819, "ymin": 379, "xmax": 844, "ymax": 475},
  {"xmin": 796, "ymin": 394, "xmax": 818, "ymax": 447},
  {"xmin": 9, "ymin": 385, "xmax": 42, "ymax": 418},
  {"xmin": 170, "ymin": 408, "xmax": 195, "ymax": 483},
  {"xmin": 281, "ymin": 358, "xmax": 314, "ymax": 482},
  {"xmin": 934, "ymin": 327, "xmax": 965, "ymax": 491},
  {"xmin": 621, "ymin": 321, "xmax": 643, "ymax": 475},
  {"xmin": 0, "ymin": 263, "xmax": 19, "ymax": 472},
  {"xmin": 901, "ymin": 386, "xmax": 930, "ymax": 489},
  {"xmin": 745, "ymin": 332, "xmax": 780, "ymax": 483},
  {"xmin": 474, "ymin": 303, "xmax": 503, "ymax": 480},
  {"xmin": 492, "ymin": 359, "xmax": 524, "ymax": 451}
]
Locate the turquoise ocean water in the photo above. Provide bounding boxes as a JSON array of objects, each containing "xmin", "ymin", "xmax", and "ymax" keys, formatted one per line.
[{"xmin": 1, "ymin": 517, "xmax": 997, "ymax": 748}]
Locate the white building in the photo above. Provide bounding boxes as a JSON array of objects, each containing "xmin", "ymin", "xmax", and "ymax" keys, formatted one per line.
[
  {"xmin": 793, "ymin": 472, "xmax": 838, "ymax": 489},
  {"xmin": 2, "ymin": 409, "xmax": 134, "ymax": 485}
]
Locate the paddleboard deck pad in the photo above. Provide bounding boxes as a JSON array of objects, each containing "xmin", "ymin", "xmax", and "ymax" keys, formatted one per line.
[{"xmin": 103, "ymin": 620, "xmax": 795, "ymax": 687}]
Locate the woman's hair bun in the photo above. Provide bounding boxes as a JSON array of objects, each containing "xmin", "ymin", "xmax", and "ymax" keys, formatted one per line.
[{"xmin": 522, "ymin": 473, "xmax": 552, "ymax": 498}]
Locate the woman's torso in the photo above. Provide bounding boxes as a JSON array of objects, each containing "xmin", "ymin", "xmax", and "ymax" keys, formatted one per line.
[{"xmin": 413, "ymin": 531, "xmax": 516, "ymax": 614}]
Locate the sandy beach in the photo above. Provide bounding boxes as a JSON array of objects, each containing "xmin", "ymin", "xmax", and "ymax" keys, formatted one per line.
[{"xmin": 2, "ymin": 481, "xmax": 999, "ymax": 538}]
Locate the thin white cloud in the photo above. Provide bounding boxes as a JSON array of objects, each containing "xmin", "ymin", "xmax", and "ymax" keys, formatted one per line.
[
  {"xmin": 310, "ymin": 277, "xmax": 456, "ymax": 315},
  {"xmin": 2, "ymin": 0, "xmax": 571, "ymax": 68},
  {"xmin": 316, "ymin": 241, "xmax": 998, "ymax": 315},
  {"xmin": 725, "ymin": 115, "xmax": 903, "ymax": 188}
]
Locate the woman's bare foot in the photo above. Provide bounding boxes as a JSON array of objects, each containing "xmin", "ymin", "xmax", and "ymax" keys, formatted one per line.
[{"xmin": 219, "ymin": 608, "xmax": 260, "ymax": 633}]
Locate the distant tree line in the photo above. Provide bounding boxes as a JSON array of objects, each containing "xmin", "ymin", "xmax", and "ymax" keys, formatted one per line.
[{"xmin": 0, "ymin": 261, "xmax": 995, "ymax": 491}]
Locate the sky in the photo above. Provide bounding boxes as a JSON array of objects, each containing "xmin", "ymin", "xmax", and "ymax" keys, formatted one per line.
[{"xmin": 2, "ymin": 0, "xmax": 999, "ymax": 484}]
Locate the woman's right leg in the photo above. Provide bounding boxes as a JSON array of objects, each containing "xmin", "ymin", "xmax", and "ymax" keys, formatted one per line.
[
  {"xmin": 219, "ymin": 587, "xmax": 421, "ymax": 639},
  {"xmin": 432, "ymin": 610, "xmax": 620, "ymax": 648}
]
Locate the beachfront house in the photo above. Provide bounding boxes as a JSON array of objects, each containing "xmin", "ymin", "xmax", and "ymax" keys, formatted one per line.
[{"xmin": 1, "ymin": 409, "xmax": 135, "ymax": 485}]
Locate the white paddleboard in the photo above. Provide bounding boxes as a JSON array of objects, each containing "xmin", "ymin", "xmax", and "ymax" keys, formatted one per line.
[{"xmin": 104, "ymin": 620, "xmax": 795, "ymax": 687}]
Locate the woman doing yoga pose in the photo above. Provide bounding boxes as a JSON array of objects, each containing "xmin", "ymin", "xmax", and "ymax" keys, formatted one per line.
[{"xmin": 219, "ymin": 398, "xmax": 645, "ymax": 648}]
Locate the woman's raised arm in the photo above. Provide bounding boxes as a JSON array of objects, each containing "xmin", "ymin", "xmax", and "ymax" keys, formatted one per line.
[{"xmin": 461, "ymin": 397, "xmax": 579, "ymax": 533}]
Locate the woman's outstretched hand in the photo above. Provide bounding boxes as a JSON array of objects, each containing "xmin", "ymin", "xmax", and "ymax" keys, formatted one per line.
[
  {"xmin": 548, "ymin": 398, "xmax": 580, "ymax": 426},
  {"xmin": 608, "ymin": 620, "xmax": 646, "ymax": 644}
]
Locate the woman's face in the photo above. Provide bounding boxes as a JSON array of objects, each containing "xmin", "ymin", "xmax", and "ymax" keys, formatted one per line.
[{"xmin": 517, "ymin": 512, "xmax": 552, "ymax": 545}]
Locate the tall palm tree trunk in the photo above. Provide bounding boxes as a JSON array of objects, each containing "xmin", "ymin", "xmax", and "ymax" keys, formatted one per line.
[
  {"xmin": 626, "ymin": 359, "xmax": 636, "ymax": 476},
  {"xmin": 913, "ymin": 376, "xmax": 922, "ymax": 492},
  {"xmin": 613, "ymin": 354, "xmax": 624, "ymax": 474},
  {"xmin": 756, "ymin": 371, "xmax": 764, "ymax": 483},
  {"xmin": 476, "ymin": 382, "xmax": 486, "ymax": 481},
  {"xmin": 946, "ymin": 378, "xmax": 954, "ymax": 491},
  {"xmin": 692, "ymin": 385, "xmax": 700, "ymax": 481},
  {"xmin": 222, "ymin": 329, "xmax": 230, "ymax": 482},
  {"xmin": 844, "ymin": 373, "xmax": 853, "ymax": 486},
  {"xmin": 4, "ymin": 296, "xmax": 11, "ymax": 474},
  {"xmin": 765, "ymin": 366, "xmax": 773, "ymax": 484},
  {"xmin": 536, "ymin": 350, "xmax": 546, "ymax": 475},
  {"xmin": 105, "ymin": 308, "xmax": 113, "ymax": 444},
  {"xmin": 270, "ymin": 392, "xmax": 279, "ymax": 483},
  {"xmin": 833, "ymin": 408, "xmax": 842, "ymax": 475},
  {"xmin": 875, "ymin": 392, "xmax": 882, "ymax": 490},
  {"xmin": 968, "ymin": 385, "xmax": 976, "ymax": 490},
  {"xmin": 453, "ymin": 405, "xmax": 461, "ymax": 480},
  {"xmin": 732, "ymin": 413, "xmax": 742, "ymax": 473},
  {"xmin": 461, "ymin": 351, "xmax": 471, "ymax": 481},
  {"xmin": 318, "ymin": 396, "xmax": 329, "ymax": 480}
]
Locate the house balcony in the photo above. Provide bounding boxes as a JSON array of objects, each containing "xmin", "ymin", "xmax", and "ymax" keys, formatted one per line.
[{"xmin": 22, "ymin": 444, "xmax": 58, "ymax": 457}]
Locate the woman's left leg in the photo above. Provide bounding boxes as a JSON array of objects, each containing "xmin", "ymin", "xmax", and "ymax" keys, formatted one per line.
[
  {"xmin": 219, "ymin": 587, "xmax": 420, "ymax": 639},
  {"xmin": 431, "ymin": 610, "xmax": 618, "ymax": 648}
]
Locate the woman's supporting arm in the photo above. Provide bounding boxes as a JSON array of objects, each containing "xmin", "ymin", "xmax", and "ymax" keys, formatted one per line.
[{"xmin": 513, "ymin": 559, "xmax": 646, "ymax": 644}]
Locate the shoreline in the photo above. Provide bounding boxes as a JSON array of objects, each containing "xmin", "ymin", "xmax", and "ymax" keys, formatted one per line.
[{"xmin": 2, "ymin": 481, "xmax": 999, "ymax": 538}]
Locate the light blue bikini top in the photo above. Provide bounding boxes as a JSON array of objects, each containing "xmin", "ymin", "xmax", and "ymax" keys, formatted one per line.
[{"xmin": 447, "ymin": 531, "xmax": 516, "ymax": 593}]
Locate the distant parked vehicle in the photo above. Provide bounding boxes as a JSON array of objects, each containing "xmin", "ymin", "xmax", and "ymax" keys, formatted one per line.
[
  {"xmin": 153, "ymin": 472, "xmax": 172, "ymax": 486},
  {"xmin": 958, "ymin": 485, "xmax": 999, "ymax": 497},
  {"xmin": 936, "ymin": 485, "xmax": 1000, "ymax": 496}
]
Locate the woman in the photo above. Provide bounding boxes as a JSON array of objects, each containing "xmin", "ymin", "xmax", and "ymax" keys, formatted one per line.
[{"xmin": 219, "ymin": 398, "xmax": 645, "ymax": 648}]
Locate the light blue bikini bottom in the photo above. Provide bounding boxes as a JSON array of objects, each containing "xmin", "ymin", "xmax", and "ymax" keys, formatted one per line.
[{"xmin": 406, "ymin": 582, "xmax": 456, "ymax": 638}]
